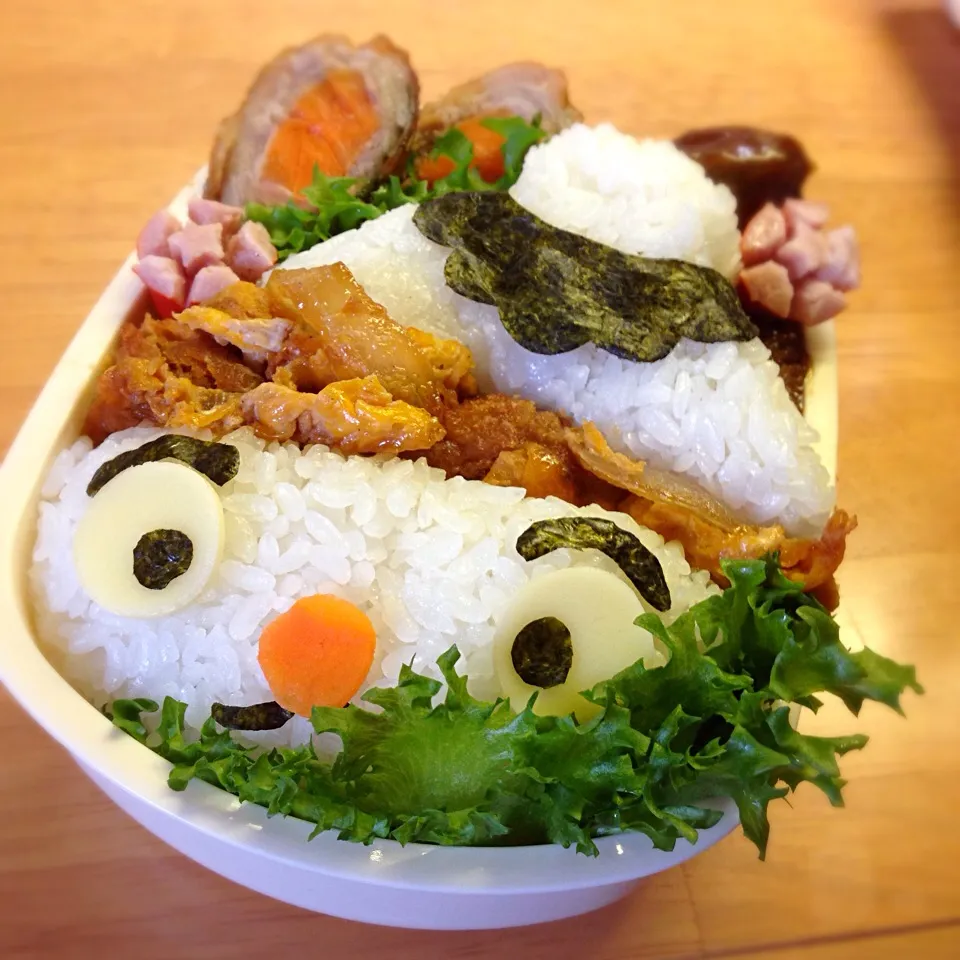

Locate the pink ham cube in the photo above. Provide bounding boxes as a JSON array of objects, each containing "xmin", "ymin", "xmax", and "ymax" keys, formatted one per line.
[
  {"xmin": 133, "ymin": 255, "xmax": 187, "ymax": 317},
  {"xmin": 187, "ymin": 197, "xmax": 244, "ymax": 235},
  {"xmin": 740, "ymin": 261, "xmax": 794, "ymax": 318},
  {"xmin": 226, "ymin": 221, "xmax": 278, "ymax": 282},
  {"xmin": 740, "ymin": 203, "xmax": 788, "ymax": 267},
  {"xmin": 186, "ymin": 264, "xmax": 240, "ymax": 306},
  {"xmin": 168, "ymin": 221, "xmax": 225, "ymax": 276},
  {"xmin": 136, "ymin": 210, "xmax": 182, "ymax": 259}
]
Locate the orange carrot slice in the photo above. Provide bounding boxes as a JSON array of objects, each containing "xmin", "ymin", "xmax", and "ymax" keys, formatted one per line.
[
  {"xmin": 416, "ymin": 115, "xmax": 509, "ymax": 185},
  {"xmin": 257, "ymin": 593, "xmax": 377, "ymax": 716},
  {"xmin": 262, "ymin": 70, "xmax": 379, "ymax": 193}
]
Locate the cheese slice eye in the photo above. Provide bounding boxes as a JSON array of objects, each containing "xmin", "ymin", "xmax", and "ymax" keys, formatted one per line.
[
  {"xmin": 493, "ymin": 566, "xmax": 665, "ymax": 721},
  {"xmin": 73, "ymin": 461, "xmax": 225, "ymax": 618}
]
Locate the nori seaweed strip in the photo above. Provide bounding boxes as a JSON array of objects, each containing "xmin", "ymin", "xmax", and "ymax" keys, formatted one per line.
[
  {"xmin": 511, "ymin": 616, "xmax": 573, "ymax": 688},
  {"xmin": 211, "ymin": 701, "xmax": 294, "ymax": 731},
  {"xmin": 87, "ymin": 435, "xmax": 240, "ymax": 496},
  {"xmin": 132, "ymin": 529, "xmax": 193, "ymax": 590},
  {"xmin": 516, "ymin": 516, "xmax": 671, "ymax": 612},
  {"xmin": 413, "ymin": 192, "xmax": 757, "ymax": 363}
]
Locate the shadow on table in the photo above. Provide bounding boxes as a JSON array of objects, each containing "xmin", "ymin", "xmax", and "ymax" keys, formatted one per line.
[{"xmin": 881, "ymin": 6, "xmax": 960, "ymax": 175}]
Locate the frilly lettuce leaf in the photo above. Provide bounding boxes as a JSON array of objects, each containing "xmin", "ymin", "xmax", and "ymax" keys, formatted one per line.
[
  {"xmin": 244, "ymin": 116, "xmax": 546, "ymax": 260},
  {"xmin": 108, "ymin": 556, "xmax": 921, "ymax": 857}
]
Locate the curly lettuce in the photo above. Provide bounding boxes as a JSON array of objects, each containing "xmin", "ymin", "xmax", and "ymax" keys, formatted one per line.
[
  {"xmin": 244, "ymin": 116, "xmax": 546, "ymax": 261},
  {"xmin": 108, "ymin": 557, "xmax": 920, "ymax": 857}
]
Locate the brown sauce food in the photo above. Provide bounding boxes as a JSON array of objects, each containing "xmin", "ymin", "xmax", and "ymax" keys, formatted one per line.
[{"xmin": 752, "ymin": 311, "xmax": 810, "ymax": 412}]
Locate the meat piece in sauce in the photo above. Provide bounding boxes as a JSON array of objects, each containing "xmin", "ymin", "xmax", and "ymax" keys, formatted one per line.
[
  {"xmin": 674, "ymin": 126, "xmax": 813, "ymax": 226},
  {"xmin": 565, "ymin": 423, "xmax": 854, "ymax": 598},
  {"xmin": 242, "ymin": 378, "xmax": 444, "ymax": 454},
  {"xmin": 265, "ymin": 264, "xmax": 474, "ymax": 414},
  {"xmin": 174, "ymin": 306, "xmax": 292, "ymax": 363},
  {"xmin": 83, "ymin": 312, "xmax": 265, "ymax": 443},
  {"xmin": 85, "ymin": 263, "xmax": 473, "ymax": 460},
  {"xmin": 205, "ymin": 35, "xmax": 419, "ymax": 207},
  {"xmin": 410, "ymin": 62, "xmax": 581, "ymax": 184},
  {"xmin": 483, "ymin": 442, "xmax": 579, "ymax": 503},
  {"xmin": 83, "ymin": 344, "xmax": 249, "ymax": 446},
  {"xmin": 420, "ymin": 393, "xmax": 621, "ymax": 506},
  {"xmin": 623, "ymin": 495, "xmax": 855, "ymax": 602},
  {"xmin": 204, "ymin": 281, "xmax": 275, "ymax": 320}
]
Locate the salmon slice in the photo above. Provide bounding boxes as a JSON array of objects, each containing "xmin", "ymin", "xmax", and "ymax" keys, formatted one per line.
[{"xmin": 261, "ymin": 70, "xmax": 380, "ymax": 192}]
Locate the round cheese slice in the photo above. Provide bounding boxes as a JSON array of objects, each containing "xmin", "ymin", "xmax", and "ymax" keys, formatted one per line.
[
  {"xmin": 73, "ymin": 461, "xmax": 225, "ymax": 619},
  {"xmin": 493, "ymin": 565, "xmax": 665, "ymax": 721}
]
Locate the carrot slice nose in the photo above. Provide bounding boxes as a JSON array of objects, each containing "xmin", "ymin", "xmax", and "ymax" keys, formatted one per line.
[
  {"xmin": 257, "ymin": 593, "xmax": 377, "ymax": 716},
  {"xmin": 262, "ymin": 70, "xmax": 379, "ymax": 194}
]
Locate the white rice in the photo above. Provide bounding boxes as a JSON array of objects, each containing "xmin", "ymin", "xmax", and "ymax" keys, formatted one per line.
[
  {"xmin": 511, "ymin": 125, "xmax": 742, "ymax": 279},
  {"xmin": 31, "ymin": 426, "xmax": 716, "ymax": 746},
  {"xmin": 280, "ymin": 127, "xmax": 833, "ymax": 535}
]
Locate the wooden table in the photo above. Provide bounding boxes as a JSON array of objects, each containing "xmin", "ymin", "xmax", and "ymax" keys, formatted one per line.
[{"xmin": 1, "ymin": 1, "xmax": 958, "ymax": 956}]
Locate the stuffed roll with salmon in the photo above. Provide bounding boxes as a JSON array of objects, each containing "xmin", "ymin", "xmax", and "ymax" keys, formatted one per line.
[
  {"xmin": 410, "ymin": 62, "xmax": 582, "ymax": 184},
  {"xmin": 205, "ymin": 34, "xmax": 419, "ymax": 207}
]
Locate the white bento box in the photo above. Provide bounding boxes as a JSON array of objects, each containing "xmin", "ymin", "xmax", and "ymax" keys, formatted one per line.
[{"xmin": 0, "ymin": 174, "xmax": 837, "ymax": 929}]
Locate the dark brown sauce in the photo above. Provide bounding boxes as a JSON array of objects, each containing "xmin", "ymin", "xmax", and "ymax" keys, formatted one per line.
[
  {"xmin": 751, "ymin": 311, "xmax": 810, "ymax": 412},
  {"xmin": 674, "ymin": 126, "xmax": 813, "ymax": 227}
]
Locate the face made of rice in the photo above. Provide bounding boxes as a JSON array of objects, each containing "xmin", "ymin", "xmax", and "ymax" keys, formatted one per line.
[{"xmin": 31, "ymin": 426, "xmax": 717, "ymax": 747}]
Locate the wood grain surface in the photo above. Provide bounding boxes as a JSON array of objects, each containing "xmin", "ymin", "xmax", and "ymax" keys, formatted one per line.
[{"xmin": 1, "ymin": 1, "xmax": 958, "ymax": 957}]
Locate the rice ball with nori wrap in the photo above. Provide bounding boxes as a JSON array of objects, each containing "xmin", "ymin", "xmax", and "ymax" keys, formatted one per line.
[{"xmin": 279, "ymin": 123, "xmax": 834, "ymax": 536}]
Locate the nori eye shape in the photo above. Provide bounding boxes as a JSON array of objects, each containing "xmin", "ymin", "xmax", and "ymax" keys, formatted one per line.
[
  {"xmin": 511, "ymin": 617, "xmax": 573, "ymax": 688},
  {"xmin": 211, "ymin": 701, "xmax": 294, "ymax": 731},
  {"xmin": 133, "ymin": 529, "xmax": 193, "ymax": 590},
  {"xmin": 413, "ymin": 192, "xmax": 757, "ymax": 364},
  {"xmin": 87, "ymin": 435, "xmax": 240, "ymax": 497},
  {"xmin": 516, "ymin": 516, "xmax": 672, "ymax": 612}
]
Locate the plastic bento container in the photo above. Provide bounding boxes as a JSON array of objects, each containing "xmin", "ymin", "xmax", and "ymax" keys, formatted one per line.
[{"xmin": 0, "ymin": 173, "xmax": 838, "ymax": 930}]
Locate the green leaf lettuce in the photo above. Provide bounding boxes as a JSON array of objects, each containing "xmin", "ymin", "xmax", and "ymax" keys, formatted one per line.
[
  {"xmin": 244, "ymin": 116, "xmax": 546, "ymax": 260},
  {"xmin": 109, "ymin": 556, "xmax": 921, "ymax": 857}
]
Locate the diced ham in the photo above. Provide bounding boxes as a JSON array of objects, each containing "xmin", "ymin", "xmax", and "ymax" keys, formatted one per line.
[
  {"xmin": 775, "ymin": 220, "xmax": 826, "ymax": 281},
  {"xmin": 740, "ymin": 261, "xmax": 794, "ymax": 318},
  {"xmin": 133, "ymin": 255, "xmax": 187, "ymax": 317},
  {"xmin": 791, "ymin": 278, "xmax": 846, "ymax": 325},
  {"xmin": 136, "ymin": 210, "xmax": 182, "ymax": 259},
  {"xmin": 186, "ymin": 264, "xmax": 240, "ymax": 306},
  {"xmin": 737, "ymin": 195, "xmax": 856, "ymax": 326},
  {"xmin": 226, "ymin": 221, "xmax": 279, "ymax": 282},
  {"xmin": 783, "ymin": 198, "xmax": 830, "ymax": 233},
  {"xmin": 740, "ymin": 203, "xmax": 788, "ymax": 266},
  {"xmin": 187, "ymin": 197, "xmax": 244, "ymax": 235},
  {"xmin": 816, "ymin": 225, "xmax": 860, "ymax": 292},
  {"xmin": 168, "ymin": 221, "xmax": 225, "ymax": 275}
]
